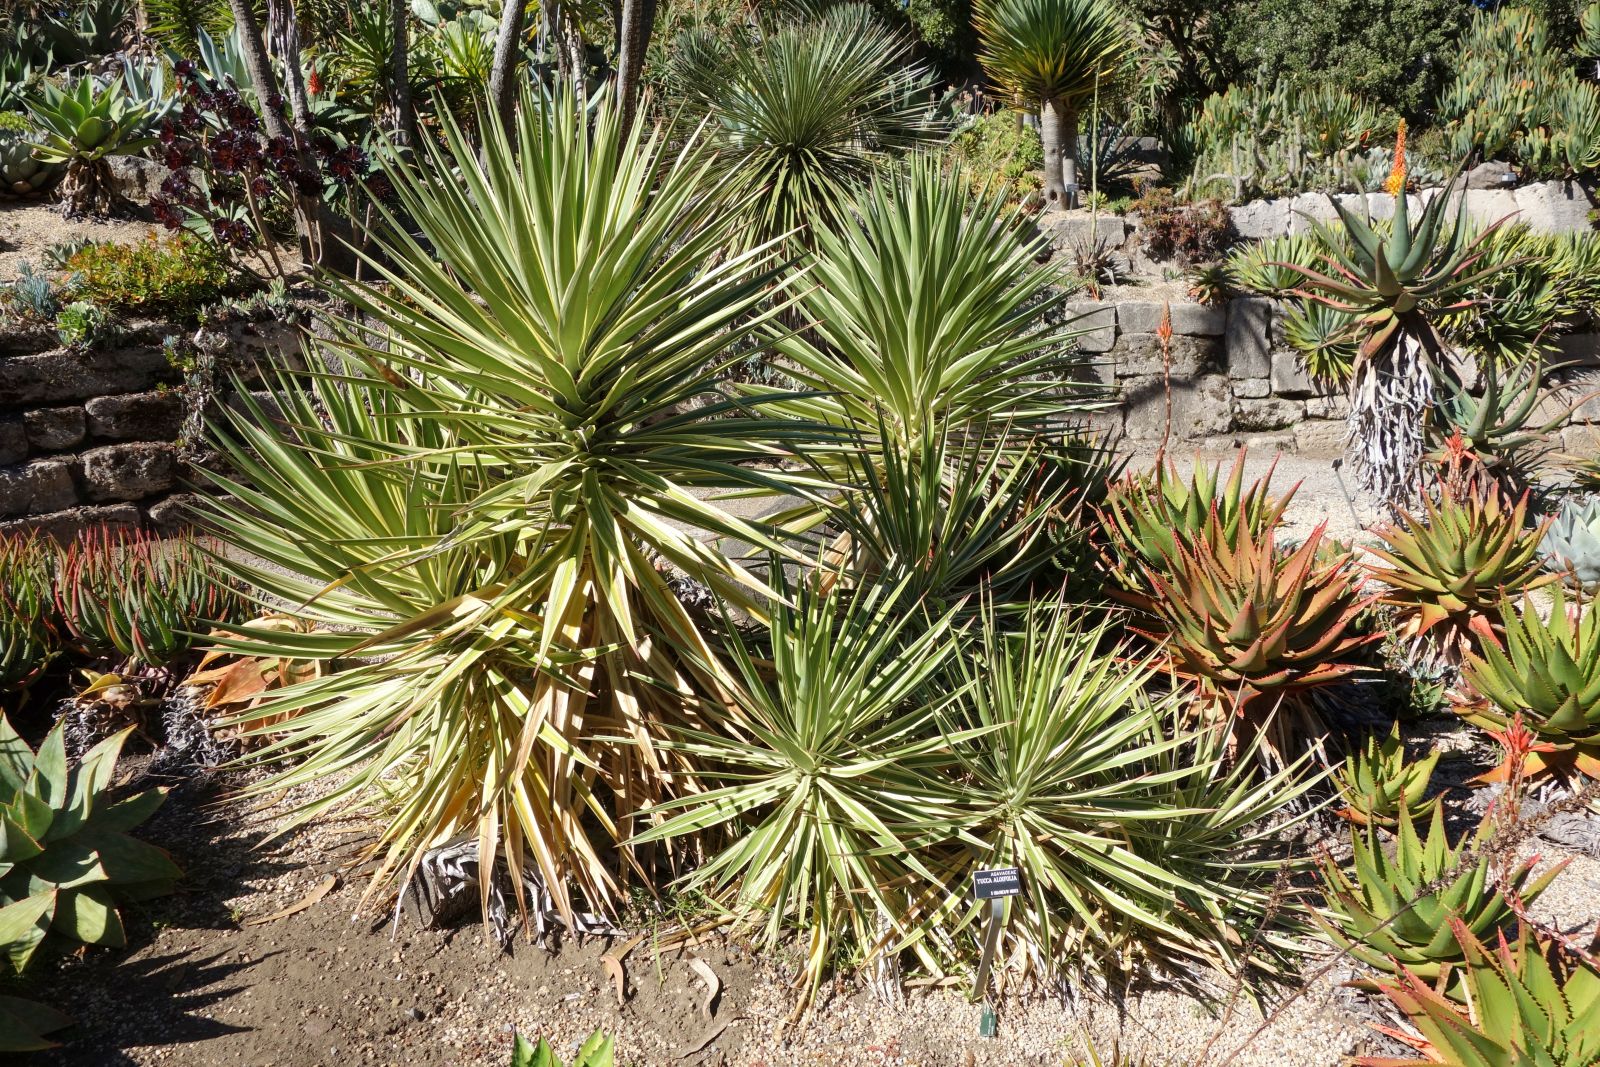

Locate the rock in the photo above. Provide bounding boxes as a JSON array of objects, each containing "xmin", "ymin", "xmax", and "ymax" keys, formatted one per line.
[
  {"xmin": 1225, "ymin": 297, "xmax": 1274, "ymax": 377},
  {"xmin": 1304, "ymin": 394, "xmax": 1352, "ymax": 420},
  {"xmin": 1232, "ymin": 377, "xmax": 1271, "ymax": 399},
  {"xmin": 80, "ymin": 443, "xmax": 179, "ymax": 501},
  {"xmin": 107, "ymin": 155, "xmax": 171, "ymax": 204},
  {"xmin": 1229, "ymin": 198, "xmax": 1290, "ymax": 240},
  {"xmin": 1465, "ymin": 161, "xmax": 1517, "ymax": 190},
  {"xmin": 1363, "ymin": 193, "xmax": 1423, "ymax": 222},
  {"xmin": 0, "ymin": 503, "xmax": 140, "ymax": 541},
  {"xmin": 1513, "ymin": 180, "xmax": 1595, "ymax": 235},
  {"xmin": 0, "ymin": 344, "xmax": 177, "ymax": 406},
  {"xmin": 1556, "ymin": 333, "xmax": 1600, "ymax": 368},
  {"xmin": 86, "ymin": 390, "xmax": 184, "ymax": 441},
  {"xmin": 0, "ymin": 419, "xmax": 26, "ymax": 466},
  {"xmin": 148, "ymin": 493, "xmax": 206, "ymax": 533},
  {"xmin": 1462, "ymin": 188, "xmax": 1520, "ymax": 228},
  {"xmin": 1046, "ymin": 212, "xmax": 1130, "ymax": 253},
  {"xmin": 1287, "ymin": 192, "xmax": 1337, "ymax": 234},
  {"xmin": 1121, "ymin": 373, "xmax": 1233, "ymax": 441},
  {"xmin": 1270, "ymin": 349, "xmax": 1324, "ymax": 397},
  {"xmin": 1067, "ymin": 301, "xmax": 1117, "ymax": 353},
  {"xmin": 0, "ymin": 459, "xmax": 79, "ymax": 517},
  {"xmin": 1117, "ymin": 300, "xmax": 1225, "ymax": 337},
  {"xmin": 24, "ymin": 407, "xmax": 86, "ymax": 451},
  {"xmin": 1294, "ymin": 419, "xmax": 1348, "ymax": 455},
  {"xmin": 1232, "ymin": 397, "xmax": 1303, "ymax": 431},
  {"xmin": 1111, "ymin": 333, "xmax": 1220, "ymax": 378}
]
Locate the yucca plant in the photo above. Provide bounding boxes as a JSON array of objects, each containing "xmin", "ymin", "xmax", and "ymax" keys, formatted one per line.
[
  {"xmin": 667, "ymin": 3, "xmax": 941, "ymax": 249},
  {"xmin": 1365, "ymin": 488, "xmax": 1554, "ymax": 663},
  {"xmin": 1459, "ymin": 588, "xmax": 1600, "ymax": 783},
  {"xmin": 1334, "ymin": 724, "xmax": 1440, "ymax": 828},
  {"xmin": 751, "ymin": 157, "xmax": 1104, "ymax": 463},
  {"xmin": 975, "ymin": 0, "xmax": 1132, "ymax": 207},
  {"xmin": 905, "ymin": 605, "xmax": 1318, "ymax": 989},
  {"xmin": 55, "ymin": 527, "xmax": 240, "ymax": 673},
  {"xmin": 1101, "ymin": 451, "xmax": 1291, "ymax": 588},
  {"xmin": 200, "ymin": 90, "xmax": 830, "ymax": 929},
  {"xmin": 1356, "ymin": 923, "xmax": 1600, "ymax": 1066},
  {"xmin": 25, "ymin": 76, "xmax": 155, "ymax": 216},
  {"xmin": 630, "ymin": 578, "xmax": 967, "ymax": 1009},
  {"xmin": 1318, "ymin": 803, "xmax": 1562, "ymax": 990},
  {"xmin": 1118, "ymin": 516, "xmax": 1376, "ymax": 758},
  {"xmin": 0, "ymin": 716, "xmax": 181, "ymax": 974},
  {"xmin": 1273, "ymin": 133, "xmax": 1509, "ymax": 506},
  {"xmin": 0, "ymin": 533, "xmax": 59, "ymax": 696},
  {"xmin": 1541, "ymin": 496, "xmax": 1600, "ymax": 588}
]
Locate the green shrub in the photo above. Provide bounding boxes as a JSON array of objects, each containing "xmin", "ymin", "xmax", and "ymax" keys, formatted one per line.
[
  {"xmin": 943, "ymin": 110, "xmax": 1043, "ymax": 202},
  {"xmin": 54, "ymin": 298, "xmax": 108, "ymax": 348},
  {"xmin": 63, "ymin": 234, "xmax": 230, "ymax": 314}
]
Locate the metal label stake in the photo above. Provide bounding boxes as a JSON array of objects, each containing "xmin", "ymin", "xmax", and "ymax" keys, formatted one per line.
[{"xmin": 970, "ymin": 867, "xmax": 1022, "ymax": 1036}]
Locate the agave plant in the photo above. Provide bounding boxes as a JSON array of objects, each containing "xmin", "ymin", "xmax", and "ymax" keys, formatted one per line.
[
  {"xmin": 1273, "ymin": 134, "xmax": 1509, "ymax": 506},
  {"xmin": 55, "ymin": 527, "xmax": 240, "ymax": 672},
  {"xmin": 1101, "ymin": 451, "xmax": 1291, "ymax": 588},
  {"xmin": 200, "ymin": 90, "xmax": 830, "ymax": 929},
  {"xmin": 667, "ymin": 3, "xmax": 941, "ymax": 249},
  {"xmin": 1356, "ymin": 923, "xmax": 1600, "ymax": 1066},
  {"xmin": 751, "ymin": 157, "xmax": 1105, "ymax": 462},
  {"xmin": 1459, "ymin": 588, "xmax": 1600, "ymax": 782},
  {"xmin": 0, "ymin": 716, "xmax": 181, "ymax": 974},
  {"xmin": 1120, "ymin": 517, "xmax": 1375, "ymax": 758},
  {"xmin": 975, "ymin": 0, "xmax": 1132, "ymax": 207},
  {"xmin": 1318, "ymin": 803, "xmax": 1563, "ymax": 988},
  {"xmin": 0, "ymin": 992, "xmax": 71, "ymax": 1053},
  {"xmin": 0, "ymin": 112, "xmax": 63, "ymax": 199},
  {"xmin": 1365, "ymin": 488, "xmax": 1553, "ymax": 663},
  {"xmin": 0, "ymin": 533, "xmax": 58, "ymax": 696},
  {"xmin": 630, "ymin": 578, "xmax": 965, "ymax": 1008},
  {"xmin": 1426, "ymin": 354, "xmax": 1569, "ymax": 500},
  {"xmin": 1334, "ymin": 724, "xmax": 1440, "ymax": 828},
  {"xmin": 904, "ymin": 605, "xmax": 1318, "ymax": 989},
  {"xmin": 25, "ymin": 76, "xmax": 155, "ymax": 216},
  {"xmin": 1541, "ymin": 496, "xmax": 1600, "ymax": 587}
]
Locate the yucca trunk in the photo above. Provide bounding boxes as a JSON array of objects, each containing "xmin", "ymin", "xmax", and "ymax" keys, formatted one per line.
[{"xmin": 1040, "ymin": 97, "xmax": 1078, "ymax": 208}]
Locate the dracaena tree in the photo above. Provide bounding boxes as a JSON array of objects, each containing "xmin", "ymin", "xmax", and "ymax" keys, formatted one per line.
[{"xmin": 975, "ymin": 0, "xmax": 1132, "ymax": 207}]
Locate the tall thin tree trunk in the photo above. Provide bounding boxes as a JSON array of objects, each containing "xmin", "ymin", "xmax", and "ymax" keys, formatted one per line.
[
  {"xmin": 390, "ymin": 0, "xmax": 413, "ymax": 147},
  {"xmin": 266, "ymin": 0, "xmax": 314, "ymax": 132},
  {"xmin": 1059, "ymin": 101, "xmax": 1080, "ymax": 209},
  {"xmin": 614, "ymin": 0, "xmax": 656, "ymax": 133},
  {"xmin": 1039, "ymin": 97, "xmax": 1067, "ymax": 207},
  {"xmin": 490, "ymin": 0, "xmax": 526, "ymax": 132}
]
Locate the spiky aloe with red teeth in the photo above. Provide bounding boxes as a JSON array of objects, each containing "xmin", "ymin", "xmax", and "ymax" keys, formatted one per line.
[{"xmin": 1117, "ymin": 513, "xmax": 1377, "ymax": 756}]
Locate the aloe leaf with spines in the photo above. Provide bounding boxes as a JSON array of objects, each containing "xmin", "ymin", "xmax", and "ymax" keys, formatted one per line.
[
  {"xmin": 629, "ymin": 577, "xmax": 969, "ymax": 1010},
  {"xmin": 905, "ymin": 604, "xmax": 1319, "ymax": 989},
  {"xmin": 1334, "ymin": 724, "xmax": 1440, "ymax": 828},
  {"xmin": 0, "ymin": 990, "xmax": 73, "ymax": 1052},
  {"xmin": 1426, "ymin": 353, "xmax": 1570, "ymax": 499},
  {"xmin": 0, "ymin": 533, "xmax": 59, "ymax": 696},
  {"xmin": 1318, "ymin": 803, "xmax": 1563, "ymax": 990},
  {"xmin": 1459, "ymin": 587, "xmax": 1600, "ymax": 783},
  {"xmin": 0, "ymin": 716, "xmax": 181, "ymax": 973},
  {"xmin": 201, "ymin": 88, "xmax": 835, "ymax": 931},
  {"xmin": 1365, "ymin": 487, "xmax": 1554, "ymax": 664},
  {"xmin": 1355, "ymin": 921, "xmax": 1600, "ymax": 1066}
]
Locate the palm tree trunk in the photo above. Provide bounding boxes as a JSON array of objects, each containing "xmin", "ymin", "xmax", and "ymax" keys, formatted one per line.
[
  {"xmin": 1039, "ymin": 96, "xmax": 1067, "ymax": 206},
  {"xmin": 390, "ymin": 0, "xmax": 413, "ymax": 147},
  {"xmin": 615, "ymin": 0, "xmax": 657, "ymax": 134},
  {"xmin": 266, "ymin": 0, "xmax": 314, "ymax": 132},
  {"xmin": 489, "ymin": 0, "xmax": 526, "ymax": 133},
  {"xmin": 1060, "ymin": 103, "xmax": 1080, "ymax": 208}
]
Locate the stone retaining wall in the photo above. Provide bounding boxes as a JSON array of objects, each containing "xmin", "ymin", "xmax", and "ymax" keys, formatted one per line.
[{"xmin": 0, "ymin": 315, "xmax": 294, "ymax": 540}]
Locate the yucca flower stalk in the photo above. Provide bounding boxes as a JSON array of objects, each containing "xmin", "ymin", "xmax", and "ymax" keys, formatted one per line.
[{"xmin": 202, "ymin": 89, "xmax": 835, "ymax": 930}]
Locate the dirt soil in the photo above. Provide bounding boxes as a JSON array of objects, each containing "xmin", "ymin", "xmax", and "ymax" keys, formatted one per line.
[{"xmin": 0, "ymin": 202, "xmax": 156, "ymax": 280}]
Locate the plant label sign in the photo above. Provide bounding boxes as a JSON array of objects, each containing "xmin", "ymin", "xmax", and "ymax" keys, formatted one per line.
[{"xmin": 972, "ymin": 867, "xmax": 1022, "ymax": 901}]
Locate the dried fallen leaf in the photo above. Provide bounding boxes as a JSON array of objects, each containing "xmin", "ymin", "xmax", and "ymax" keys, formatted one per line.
[
  {"xmin": 678, "ymin": 1019, "xmax": 732, "ymax": 1058},
  {"xmin": 599, "ymin": 932, "xmax": 646, "ymax": 1006},
  {"xmin": 688, "ymin": 957, "xmax": 721, "ymax": 1019},
  {"xmin": 241, "ymin": 874, "xmax": 337, "ymax": 926}
]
